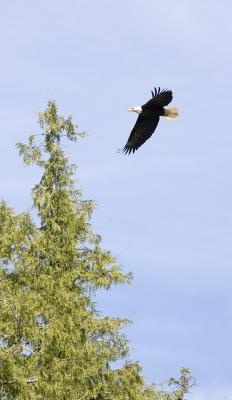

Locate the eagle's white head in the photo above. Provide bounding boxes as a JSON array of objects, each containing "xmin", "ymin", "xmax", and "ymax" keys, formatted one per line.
[{"xmin": 128, "ymin": 106, "xmax": 142, "ymax": 114}]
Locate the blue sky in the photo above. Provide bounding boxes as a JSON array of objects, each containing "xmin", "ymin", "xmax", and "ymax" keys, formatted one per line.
[{"xmin": 1, "ymin": 1, "xmax": 232, "ymax": 398}]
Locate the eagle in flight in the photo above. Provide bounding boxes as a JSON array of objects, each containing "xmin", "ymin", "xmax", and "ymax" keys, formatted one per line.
[{"xmin": 122, "ymin": 87, "xmax": 179, "ymax": 155}]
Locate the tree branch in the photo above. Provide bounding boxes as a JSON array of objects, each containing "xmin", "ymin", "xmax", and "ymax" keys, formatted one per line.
[
  {"xmin": 0, "ymin": 377, "xmax": 38, "ymax": 385},
  {"xmin": 78, "ymin": 392, "xmax": 88, "ymax": 400}
]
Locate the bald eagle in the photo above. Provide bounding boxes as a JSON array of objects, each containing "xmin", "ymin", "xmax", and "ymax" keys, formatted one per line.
[{"xmin": 122, "ymin": 87, "xmax": 179, "ymax": 155}]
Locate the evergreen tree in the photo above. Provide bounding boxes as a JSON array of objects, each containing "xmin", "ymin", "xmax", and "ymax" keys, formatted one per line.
[{"xmin": 0, "ymin": 101, "xmax": 193, "ymax": 399}]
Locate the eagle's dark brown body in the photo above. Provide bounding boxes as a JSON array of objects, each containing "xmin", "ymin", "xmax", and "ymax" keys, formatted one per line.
[{"xmin": 122, "ymin": 87, "xmax": 178, "ymax": 155}]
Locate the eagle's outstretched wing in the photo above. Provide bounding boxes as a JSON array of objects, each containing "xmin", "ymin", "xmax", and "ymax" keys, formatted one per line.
[
  {"xmin": 150, "ymin": 87, "xmax": 173, "ymax": 107},
  {"xmin": 122, "ymin": 114, "xmax": 159, "ymax": 155}
]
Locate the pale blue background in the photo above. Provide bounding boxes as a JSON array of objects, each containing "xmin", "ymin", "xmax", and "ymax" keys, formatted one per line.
[{"xmin": 1, "ymin": 1, "xmax": 232, "ymax": 398}]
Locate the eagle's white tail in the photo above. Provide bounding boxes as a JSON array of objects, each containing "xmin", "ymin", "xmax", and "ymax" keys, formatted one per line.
[{"xmin": 163, "ymin": 107, "xmax": 179, "ymax": 119}]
